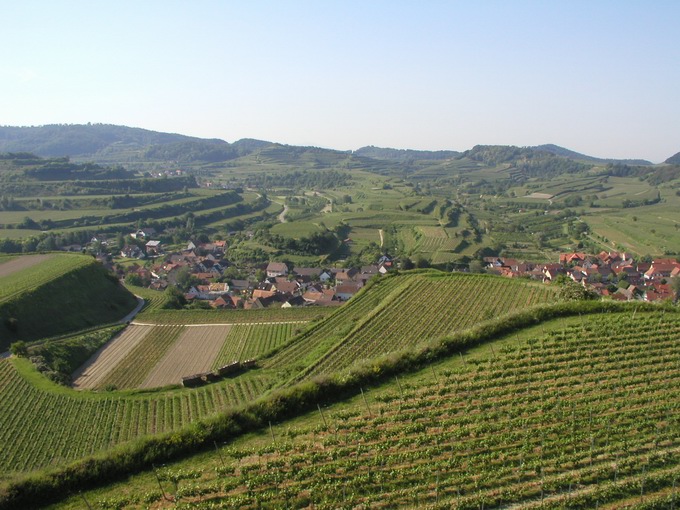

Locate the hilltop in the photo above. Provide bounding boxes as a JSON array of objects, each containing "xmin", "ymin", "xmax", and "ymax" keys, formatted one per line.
[
  {"xmin": 0, "ymin": 254, "xmax": 137, "ymax": 349},
  {"xmin": 0, "ymin": 123, "xmax": 662, "ymax": 171}
]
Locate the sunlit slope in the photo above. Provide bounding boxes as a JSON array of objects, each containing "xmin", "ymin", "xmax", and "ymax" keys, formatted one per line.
[
  {"xmin": 51, "ymin": 311, "xmax": 680, "ymax": 509},
  {"xmin": 264, "ymin": 270, "xmax": 558, "ymax": 380},
  {"xmin": 0, "ymin": 254, "xmax": 137, "ymax": 348}
]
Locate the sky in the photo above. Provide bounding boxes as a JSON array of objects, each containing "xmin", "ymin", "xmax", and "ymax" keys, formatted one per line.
[{"xmin": 1, "ymin": 1, "xmax": 679, "ymax": 162}]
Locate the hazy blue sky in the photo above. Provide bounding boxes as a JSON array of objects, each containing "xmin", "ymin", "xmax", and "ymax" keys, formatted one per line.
[{"xmin": 1, "ymin": 1, "xmax": 678, "ymax": 162}]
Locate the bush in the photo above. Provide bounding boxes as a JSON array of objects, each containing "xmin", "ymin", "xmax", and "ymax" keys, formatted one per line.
[{"xmin": 9, "ymin": 340, "xmax": 27, "ymax": 357}]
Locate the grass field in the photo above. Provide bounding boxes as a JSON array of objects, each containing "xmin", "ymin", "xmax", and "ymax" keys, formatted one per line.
[{"xmin": 586, "ymin": 203, "xmax": 680, "ymax": 255}]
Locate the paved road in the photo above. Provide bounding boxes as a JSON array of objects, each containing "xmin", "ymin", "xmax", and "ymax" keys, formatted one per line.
[
  {"xmin": 120, "ymin": 296, "xmax": 145, "ymax": 323},
  {"xmin": 0, "ymin": 296, "xmax": 145, "ymax": 360}
]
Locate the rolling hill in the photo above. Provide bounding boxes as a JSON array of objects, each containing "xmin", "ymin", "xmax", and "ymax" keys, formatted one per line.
[{"xmin": 0, "ymin": 253, "xmax": 137, "ymax": 349}]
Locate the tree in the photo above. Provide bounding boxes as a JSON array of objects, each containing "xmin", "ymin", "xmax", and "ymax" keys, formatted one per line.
[
  {"xmin": 468, "ymin": 260, "xmax": 485, "ymax": 273},
  {"xmin": 164, "ymin": 285, "xmax": 187, "ymax": 309},
  {"xmin": 558, "ymin": 281, "xmax": 598, "ymax": 301},
  {"xmin": 10, "ymin": 341, "xmax": 28, "ymax": 357},
  {"xmin": 671, "ymin": 276, "xmax": 680, "ymax": 302},
  {"xmin": 401, "ymin": 257, "xmax": 415, "ymax": 270}
]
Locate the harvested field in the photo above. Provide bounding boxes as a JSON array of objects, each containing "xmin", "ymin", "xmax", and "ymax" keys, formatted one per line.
[
  {"xmin": 139, "ymin": 325, "xmax": 232, "ymax": 388},
  {"xmin": 0, "ymin": 254, "xmax": 53, "ymax": 278},
  {"xmin": 72, "ymin": 325, "xmax": 154, "ymax": 389}
]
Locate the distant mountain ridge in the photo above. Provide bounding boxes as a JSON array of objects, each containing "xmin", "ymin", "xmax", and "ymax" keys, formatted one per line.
[
  {"xmin": 354, "ymin": 145, "xmax": 460, "ymax": 161},
  {"xmin": 0, "ymin": 123, "xmax": 665, "ymax": 167},
  {"xmin": 532, "ymin": 144, "xmax": 653, "ymax": 166},
  {"xmin": 665, "ymin": 151, "xmax": 680, "ymax": 165}
]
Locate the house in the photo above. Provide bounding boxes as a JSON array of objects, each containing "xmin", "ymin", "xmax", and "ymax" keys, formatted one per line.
[
  {"xmin": 644, "ymin": 263, "xmax": 679, "ymax": 281},
  {"xmin": 559, "ymin": 252, "xmax": 586, "ymax": 265},
  {"xmin": 335, "ymin": 268, "xmax": 358, "ymax": 283},
  {"xmin": 302, "ymin": 288, "xmax": 338, "ymax": 305},
  {"xmin": 335, "ymin": 283, "xmax": 362, "ymax": 301},
  {"xmin": 131, "ymin": 228, "xmax": 157, "ymax": 239},
  {"xmin": 212, "ymin": 295, "xmax": 241, "ymax": 309},
  {"xmin": 252, "ymin": 288, "xmax": 276, "ymax": 300},
  {"xmin": 272, "ymin": 280, "xmax": 300, "ymax": 295},
  {"xmin": 145, "ymin": 240, "xmax": 162, "ymax": 255},
  {"xmin": 541, "ymin": 264, "xmax": 565, "ymax": 281},
  {"xmin": 121, "ymin": 244, "xmax": 144, "ymax": 259},
  {"xmin": 266, "ymin": 262, "xmax": 289, "ymax": 278},
  {"xmin": 282, "ymin": 295, "xmax": 306, "ymax": 308},
  {"xmin": 229, "ymin": 280, "xmax": 252, "ymax": 293}
]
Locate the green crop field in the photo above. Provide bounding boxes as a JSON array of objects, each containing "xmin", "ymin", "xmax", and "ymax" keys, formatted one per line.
[
  {"xmin": 0, "ymin": 254, "xmax": 89, "ymax": 303},
  {"xmin": 47, "ymin": 310, "xmax": 680, "ymax": 510},
  {"xmin": 263, "ymin": 271, "xmax": 557, "ymax": 381},
  {"xmin": 587, "ymin": 203, "xmax": 680, "ymax": 255},
  {"xmin": 0, "ymin": 270, "xmax": 559, "ymax": 485},
  {"xmin": 212, "ymin": 322, "xmax": 302, "ymax": 368}
]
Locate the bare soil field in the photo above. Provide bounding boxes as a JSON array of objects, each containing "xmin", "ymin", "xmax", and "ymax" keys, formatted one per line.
[
  {"xmin": 0, "ymin": 254, "xmax": 54, "ymax": 278},
  {"xmin": 72, "ymin": 325, "xmax": 154, "ymax": 389},
  {"xmin": 139, "ymin": 325, "xmax": 232, "ymax": 388}
]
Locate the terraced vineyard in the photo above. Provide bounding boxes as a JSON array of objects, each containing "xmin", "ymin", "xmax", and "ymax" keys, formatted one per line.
[
  {"xmin": 265, "ymin": 271, "xmax": 557, "ymax": 380},
  {"xmin": 0, "ymin": 358, "xmax": 273, "ymax": 477},
  {"xmin": 212, "ymin": 322, "xmax": 302, "ymax": 368},
  {"xmin": 58, "ymin": 312, "xmax": 680, "ymax": 509}
]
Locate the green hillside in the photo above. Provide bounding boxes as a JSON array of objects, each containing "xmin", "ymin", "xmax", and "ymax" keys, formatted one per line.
[
  {"xmin": 47, "ymin": 310, "xmax": 679, "ymax": 510},
  {"xmin": 0, "ymin": 271, "xmax": 560, "ymax": 490},
  {"xmin": 0, "ymin": 254, "xmax": 137, "ymax": 349}
]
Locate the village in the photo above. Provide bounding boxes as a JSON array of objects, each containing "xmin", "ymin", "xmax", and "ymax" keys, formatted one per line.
[
  {"xmin": 103, "ymin": 226, "xmax": 680, "ymax": 308},
  {"xmin": 484, "ymin": 251, "xmax": 679, "ymax": 302},
  {"xmin": 110, "ymin": 227, "xmax": 393, "ymax": 309}
]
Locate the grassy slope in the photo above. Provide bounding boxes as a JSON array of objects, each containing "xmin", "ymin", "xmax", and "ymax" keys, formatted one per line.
[
  {"xmin": 0, "ymin": 254, "xmax": 137, "ymax": 349},
  {"xmin": 49, "ymin": 310, "xmax": 680, "ymax": 509}
]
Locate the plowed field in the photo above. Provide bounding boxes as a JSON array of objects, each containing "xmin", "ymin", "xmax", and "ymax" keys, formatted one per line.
[
  {"xmin": 139, "ymin": 325, "xmax": 231, "ymax": 388},
  {"xmin": 72, "ymin": 325, "xmax": 154, "ymax": 389}
]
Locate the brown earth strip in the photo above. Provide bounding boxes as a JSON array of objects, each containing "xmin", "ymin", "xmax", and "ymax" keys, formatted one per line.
[
  {"xmin": 139, "ymin": 325, "xmax": 232, "ymax": 388},
  {"xmin": 0, "ymin": 254, "xmax": 54, "ymax": 278},
  {"xmin": 72, "ymin": 325, "xmax": 154, "ymax": 389}
]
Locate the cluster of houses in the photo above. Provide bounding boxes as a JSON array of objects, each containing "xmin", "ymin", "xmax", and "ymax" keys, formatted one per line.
[
  {"xmin": 484, "ymin": 251, "xmax": 679, "ymax": 302},
  {"xmin": 121, "ymin": 238, "xmax": 393, "ymax": 309},
  {"xmin": 120, "ymin": 228, "xmax": 163, "ymax": 259}
]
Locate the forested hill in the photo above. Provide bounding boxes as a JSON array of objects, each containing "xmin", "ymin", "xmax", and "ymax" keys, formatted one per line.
[
  {"xmin": 0, "ymin": 124, "xmax": 664, "ymax": 175},
  {"xmin": 0, "ymin": 125, "xmax": 269, "ymax": 164},
  {"xmin": 354, "ymin": 145, "xmax": 460, "ymax": 161},
  {"xmin": 665, "ymin": 151, "xmax": 680, "ymax": 164},
  {"xmin": 533, "ymin": 144, "xmax": 653, "ymax": 166}
]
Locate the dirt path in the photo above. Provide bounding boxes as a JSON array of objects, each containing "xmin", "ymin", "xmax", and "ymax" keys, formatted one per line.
[
  {"xmin": 379, "ymin": 229, "xmax": 384, "ymax": 248},
  {"xmin": 72, "ymin": 325, "xmax": 154, "ymax": 389},
  {"xmin": 278, "ymin": 203, "xmax": 289, "ymax": 223},
  {"xmin": 0, "ymin": 254, "xmax": 54, "ymax": 278},
  {"xmin": 139, "ymin": 325, "xmax": 232, "ymax": 388}
]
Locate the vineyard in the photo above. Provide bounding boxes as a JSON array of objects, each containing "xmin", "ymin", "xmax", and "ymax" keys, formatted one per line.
[
  {"xmin": 264, "ymin": 271, "xmax": 557, "ymax": 381},
  {"xmin": 0, "ymin": 254, "xmax": 88, "ymax": 303},
  {"xmin": 134, "ymin": 306, "xmax": 332, "ymax": 325},
  {"xmin": 0, "ymin": 357, "xmax": 275, "ymax": 477},
  {"xmin": 90, "ymin": 326, "xmax": 186, "ymax": 390},
  {"xmin": 55, "ymin": 311, "xmax": 680, "ymax": 509},
  {"xmin": 211, "ymin": 322, "xmax": 303, "ymax": 369}
]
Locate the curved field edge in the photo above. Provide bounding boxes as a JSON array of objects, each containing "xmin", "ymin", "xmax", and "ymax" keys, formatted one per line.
[{"xmin": 0, "ymin": 299, "xmax": 674, "ymax": 509}]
